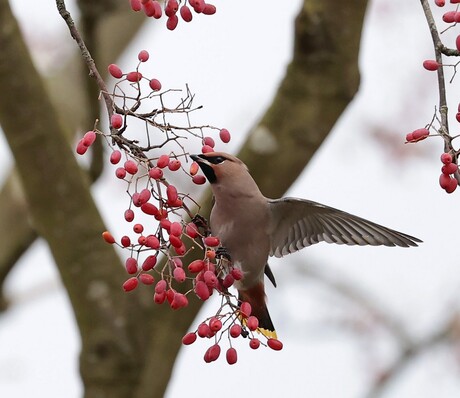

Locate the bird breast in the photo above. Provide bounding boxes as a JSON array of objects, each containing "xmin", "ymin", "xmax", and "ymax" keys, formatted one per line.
[{"xmin": 210, "ymin": 197, "xmax": 271, "ymax": 288}]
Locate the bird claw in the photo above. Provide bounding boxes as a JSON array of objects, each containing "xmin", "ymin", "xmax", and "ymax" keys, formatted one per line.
[
  {"xmin": 191, "ymin": 214, "xmax": 210, "ymax": 235},
  {"xmin": 216, "ymin": 246, "xmax": 232, "ymax": 261}
]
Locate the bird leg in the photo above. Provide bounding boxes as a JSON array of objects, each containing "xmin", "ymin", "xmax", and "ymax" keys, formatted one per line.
[
  {"xmin": 191, "ymin": 213, "xmax": 211, "ymax": 235},
  {"xmin": 216, "ymin": 246, "xmax": 232, "ymax": 261}
]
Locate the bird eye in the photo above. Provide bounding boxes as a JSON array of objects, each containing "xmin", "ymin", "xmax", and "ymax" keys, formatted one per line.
[{"xmin": 208, "ymin": 156, "xmax": 226, "ymax": 164}]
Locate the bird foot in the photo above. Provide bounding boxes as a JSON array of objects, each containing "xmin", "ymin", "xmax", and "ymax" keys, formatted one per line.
[
  {"xmin": 216, "ymin": 246, "xmax": 232, "ymax": 261},
  {"xmin": 191, "ymin": 213, "xmax": 210, "ymax": 235}
]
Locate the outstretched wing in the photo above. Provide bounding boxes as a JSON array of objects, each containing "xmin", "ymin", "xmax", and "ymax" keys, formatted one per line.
[{"xmin": 268, "ymin": 198, "xmax": 422, "ymax": 258}]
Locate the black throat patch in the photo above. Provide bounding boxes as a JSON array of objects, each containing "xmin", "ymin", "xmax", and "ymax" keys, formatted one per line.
[{"xmin": 198, "ymin": 162, "xmax": 217, "ymax": 183}]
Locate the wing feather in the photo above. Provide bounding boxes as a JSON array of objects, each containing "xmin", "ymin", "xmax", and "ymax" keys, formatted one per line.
[{"xmin": 268, "ymin": 198, "xmax": 421, "ymax": 258}]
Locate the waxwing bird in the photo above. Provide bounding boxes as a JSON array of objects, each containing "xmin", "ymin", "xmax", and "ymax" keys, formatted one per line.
[{"xmin": 191, "ymin": 152, "xmax": 421, "ymax": 338}]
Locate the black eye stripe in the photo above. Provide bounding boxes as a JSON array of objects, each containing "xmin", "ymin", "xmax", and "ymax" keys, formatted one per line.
[{"xmin": 207, "ymin": 156, "xmax": 226, "ymax": 164}]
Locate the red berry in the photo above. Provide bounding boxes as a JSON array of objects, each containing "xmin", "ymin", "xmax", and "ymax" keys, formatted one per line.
[
  {"xmin": 170, "ymin": 222, "xmax": 182, "ymax": 237},
  {"xmin": 157, "ymin": 154, "xmax": 170, "ymax": 168},
  {"xmin": 226, "ymin": 347, "xmax": 237, "ymax": 365},
  {"xmin": 229, "ymin": 324, "xmax": 242, "ymax": 338},
  {"xmin": 141, "ymin": 203, "xmax": 159, "ymax": 216},
  {"xmin": 138, "ymin": 235, "xmax": 146, "ymax": 245},
  {"xmin": 110, "ymin": 150, "xmax": 122, "ymax": 165},
  {"xmin": 203, "ymin": 270, "xmax": 218, "ymax": 288},
  {"xmin": 209, "ymin": 317, "xmax": 222, "ymax": 332},
  {"xmin": 197, "ymin": 323, "xmax": 212, "ymax": 338},
  {"xmin": 456, "ymin": 35, "xmax": 460, "ymax": 52},
  {"xmin": 82, "ymin": 131, "xmax": 96, "ymax": 147},
  {"xmin": 249, "ymin": 338, "xmax": 260, "ymax": 349},
  {"xmin": 170, "ymin": 292, "xmax": 188, "ymax": 309},
  {"xmin": 231, "ymin": 267, "xmax": 243, "ymax": 280},
  {"xmin": 125, "ymin": 257, "xmax": 138, "ymax": 274},
  {"xmin": 121, "ymin": 235, "xmax": 131, "ymax": 247},
  {"xmin": 138, "ymin": 50, "xmax": 149, "ymax": 62},
  {"xmin": 124, "ymin": 160, "xmax": 138, "ymax": 174},
  {"xmin": 440, "ymin": 173, "xmax": 452, "ymax": 189},
  {"xmin": 130, "ymin": 0, "xmax": 142, "ymax": 11},
  {"xmin": 149, "ymin": 79, "xmax": 162, "ymax": 91},
  {"xmin": 124, "ymin": 209, "xmax": 135, "ymax": 222},
  {"xmin": 149, "ymin": 167, "xmax": 163, "ymax": 179},
  {"xmin": 456, "ymin": 112, "xmax": 460, "ymax": 123},
  {"xmin": 165, "ymin": 0, "xmax": 179, "ymax": 17},
  {"xmin": 435, "ymin": 0, "xmax": 445, "ymax": 5},
  {"xmin": 76, "ymin": 140, "xmax": 87, "ymax": 155},
  {"xmin": 126, "ymin": 71, "xmax": 143, "ymax": 82},
  {"xmin": 102, "ymin": 231, "xmax": 116, "ymax": 244},
  {"xmin": 443, "ymin": 11, "xmax": 456, "ymax": 23},
  {"xmin": 222, "ymin": 273, "xmax": 234, "ymax": 288},
  {"xmin": 166, "ymin": 185, "xmax": 178, "ymax": 203},
  {"xmin": 123, "ymin": 277, "xmax": 138, "ymax": 292},
  {"xmin": 446, "ymin": 178, "xmax": 458, "ymax": 193},
  {"xmin": 192, "ymin": 175, "xmax": 206, "ymax": 185},
  {"xmin": 142, "ymin": 255, "xmax": 157, "ymax": 271},
  {"xmin": 204, "ymin": 344, "xmax": 221, "ymax": 363},
  {"xmin": 173, "ymin": 267, "xmax": 186, "ymax": 283},
  {"xmin": 185, "ymin": 223, "xmax": 199, "ymax": 238},
  {"xmin": 155, "ymin": 279, "xmax": 167, "ymax": 294},
  {"xmin": 267, "ymin": 338, "xmax": 283, "ymax": 351},
  {"xmin": 144, "ymin": 0, "xmax": 162, "ymax": 18},
  {"xmin": 240, "ymin": 301, "xmax": 251, "ymax": 318},
  {"xmin": 115, "ymin": 167, "xmax": 126, "ymax": 180},
  {"xmin": 138, "ymin": 188, "xmax": 151, "ymax": 204},
  {"xmin": 169, "ymin": 235, "xmax": 183, "ymax": 248},
  {"xmin": 201, "ymin": 145, "xmax": 214, "ymax": 154},
  {"xmin": 219, "ymin": 128, "xmax": 231, "ymax": 143},
  {"xmin": 188, "ymin": 259, "xmax": 205, "ymax": 273},
  {"xmin": 182, "ymin": 332, "xmax": 197, "ymax": 345},
  {"xmin": 203, "ymin": 136, "xmax": 215, "ymax": 148},
  {"xmin": 203, "ymin": 3, "xmax": 216, "ymax": 15},
  {"xmin": 154, "ymin": 291, "xmax": 166, "ymax": 304},
  {"xmin": 423, "ymin": 60, "xmax": 439, "ymax": 71},
  {"xmin": 139, "ymin": 273, "xmax": 155, "ymax": 285},
  {"xmin": 206, "ymin": 249, "xmax": 216, "ymax": 260},
  {"xmin": 441, "ymin": 153, "xmax": 453, "ymax": 164},
  {"xmin": 133, "ymin": 223, "xmax": 144, "ymax": 233},
  {"xmin": 189, "ymin": 162, "xmax": 199, "ymax": 176},
  {"xmin": 442, "ymin": 162, "xmax": 458, "ymax": 174},
  {"xmin": 168, "ymin": 159, "xmax": 181, "ymax": 171},
  {"xmin": 160, "ymin": 219, "xmax": 171, "ymax": 231},
  {"xmin": 180, "ymin": 5, "xmax": 193, "ymax": 22},
  {"xmin": 204, "ymin": 236, "xmax": 220, "ymax": 247},
  {"xmin": 108, "ymin": 63, "xmax": 123, "ymax": 78},
  {"xmin": 411, "ymin": 128, "xmax": 429, "ymax": 142},
  {"xmin": 145, "ymin": 235, "xmax": 160, "ymax": 249},
  {"xmin": 167, "ymin": 14, "xmax": 179, "ymax": 30},
  {"xmin": 192, "ymin": 0, "xmax": 205, "ymax": 13},
  {"xmin": 195, "ymin": 280, "xmax": 211, "ymax": 300},
  {"xmin": 246, "ymin": 316, "xmax": 259, "ymax": 331}
]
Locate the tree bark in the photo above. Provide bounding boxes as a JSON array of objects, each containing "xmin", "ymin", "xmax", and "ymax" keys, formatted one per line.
[{"xmin": 0, "ymin": 0, "xmax": 145, "ymax": 308}]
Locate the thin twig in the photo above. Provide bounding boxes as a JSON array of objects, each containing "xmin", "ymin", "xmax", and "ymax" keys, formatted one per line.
[{"xmin": 55, "ymin": 0, "xmax": 113, "ymax": 119}]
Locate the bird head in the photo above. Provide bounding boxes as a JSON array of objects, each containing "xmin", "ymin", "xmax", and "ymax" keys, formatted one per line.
[{"xmin": 190, "ymin": 152, "xmax": 249, "ymax": 183}]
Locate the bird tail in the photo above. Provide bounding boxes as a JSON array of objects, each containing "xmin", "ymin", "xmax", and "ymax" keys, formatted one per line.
[{"xmin": 238, "ymin": 283, "xmax": 277, "ymax": 339}]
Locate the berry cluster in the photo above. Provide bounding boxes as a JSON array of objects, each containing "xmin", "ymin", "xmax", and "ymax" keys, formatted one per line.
[
  {"xmin": 406, "ymin": 0, "xmax": 460, "ymax": 194},
  {"xmin": 182, "ymin": 301, "xmax": 283, "ymax": 364},
  {"xmin": 76, "ymin": 50, "xmax": 283, "ymax": 362},
  {"xmin": 129, "ymin": 0, "xmax": 216, "ymax": 30}
]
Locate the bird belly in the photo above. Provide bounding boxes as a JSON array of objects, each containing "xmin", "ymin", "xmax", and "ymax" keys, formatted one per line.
[{"xmin": 210, "ymin": 214, "xmax": 270, "ymax": 289}]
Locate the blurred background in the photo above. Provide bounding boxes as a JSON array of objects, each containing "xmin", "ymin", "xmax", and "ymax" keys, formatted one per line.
[{"xmin": 1, "ymin": 0, "xmax": 460, "ymax": 397}]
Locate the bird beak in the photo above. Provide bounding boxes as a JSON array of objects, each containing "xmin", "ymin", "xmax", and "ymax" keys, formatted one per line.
[
  {"xmin": 190, "ymin": 154, "xmax": 208, "ymax": 164},
  {"xmin": 190, "ymin": 154, "xmax": 216, "ymax": 183}
]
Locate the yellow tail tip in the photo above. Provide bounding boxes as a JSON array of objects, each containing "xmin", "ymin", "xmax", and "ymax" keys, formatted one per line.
[{"xmin": 257, "ymin": 327, "xmax": 277, "ymax": 339}]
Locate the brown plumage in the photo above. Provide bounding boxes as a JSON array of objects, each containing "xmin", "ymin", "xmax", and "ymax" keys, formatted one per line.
[{"xmin": 191, "ymin": 152, "xmax": 421, "ymax": 337}]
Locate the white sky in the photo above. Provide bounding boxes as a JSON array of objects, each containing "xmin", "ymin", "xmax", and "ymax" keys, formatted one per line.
[{"xmin": 1, "ymin": 1, "xmax": 460, "ymax": 397}]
